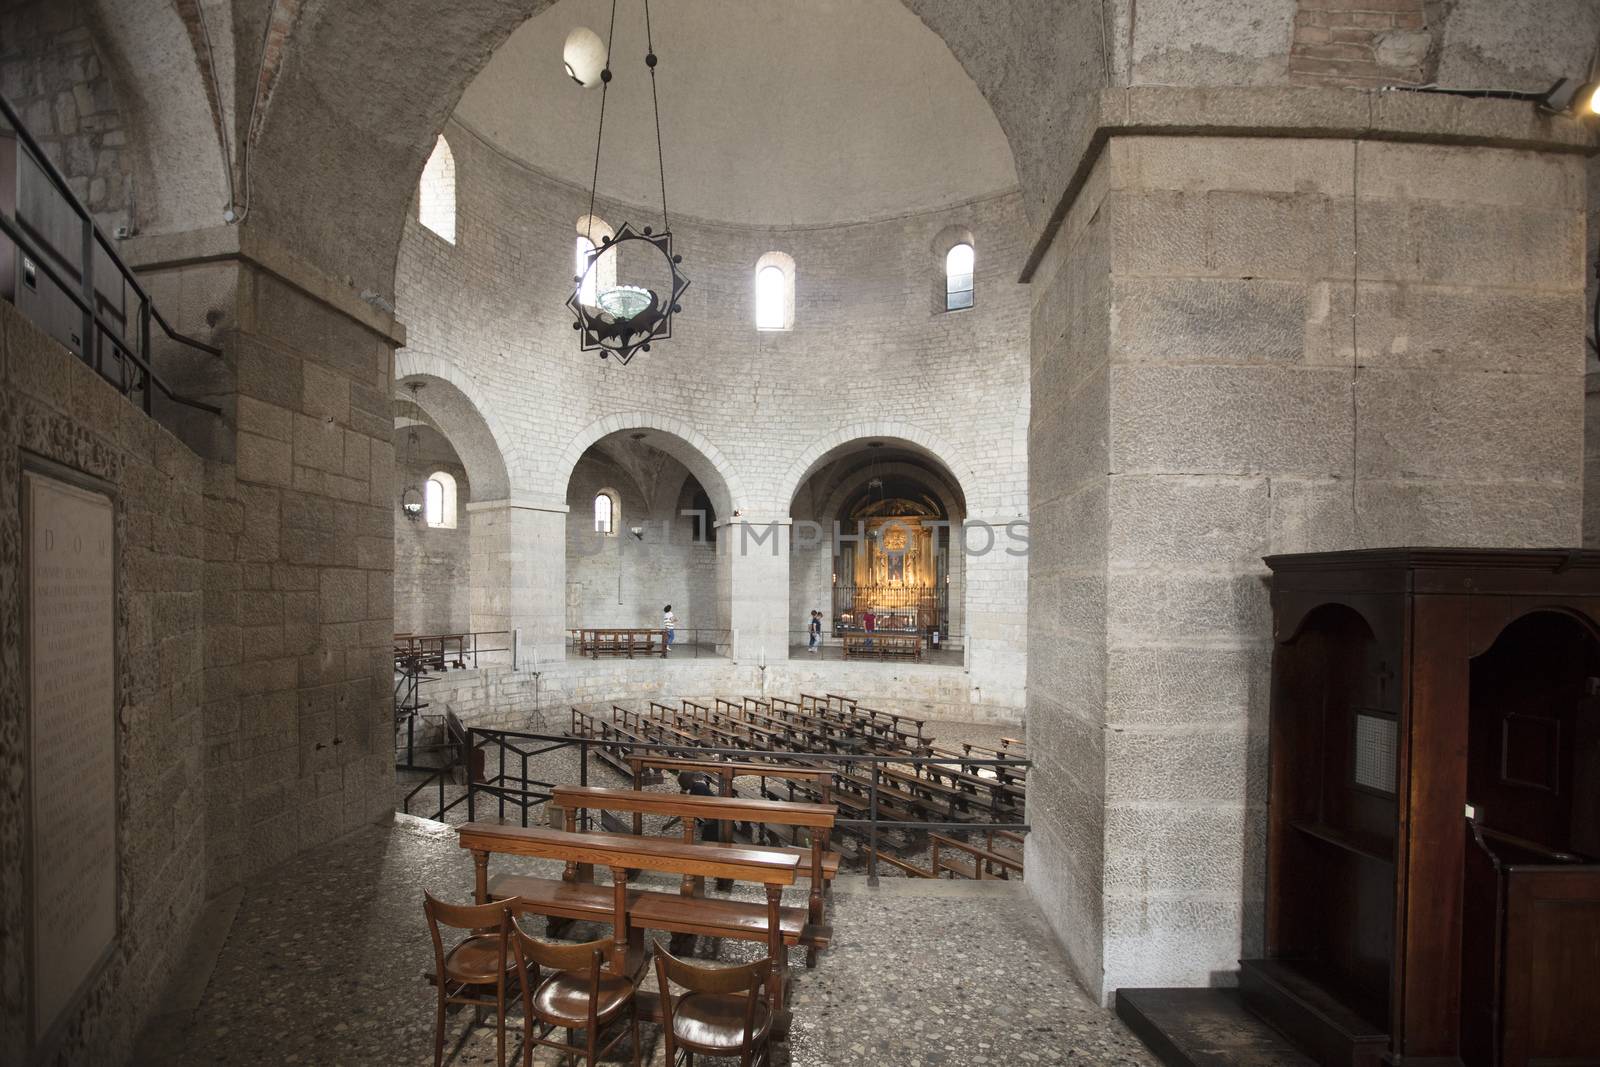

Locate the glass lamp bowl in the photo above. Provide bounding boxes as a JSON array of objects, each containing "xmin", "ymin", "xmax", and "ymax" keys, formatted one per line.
[{"xmin": 596, "ymin": 284, "xmax": 654, "ymax": 320}]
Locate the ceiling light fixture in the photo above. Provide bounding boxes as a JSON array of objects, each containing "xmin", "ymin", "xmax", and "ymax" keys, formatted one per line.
[
  {"xmin": 563, "ymin": 27, "xmax": 606, "ymax": 88},
  {"xmin": 567, "ymin": 0, "xmax": 689, "ymax": 366}
]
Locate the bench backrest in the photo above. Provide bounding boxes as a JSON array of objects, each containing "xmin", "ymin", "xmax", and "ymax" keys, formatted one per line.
[
  {"xmin": 553, "ymin": 785, "xmax": 835, "ymax": 829},
  {"xmin": 626, "ymin": 755, "xmax": 831, "ymax": 783},
  {"xmin": 457, "ymin": 823, "xmax": 799, "ymax": 884}
]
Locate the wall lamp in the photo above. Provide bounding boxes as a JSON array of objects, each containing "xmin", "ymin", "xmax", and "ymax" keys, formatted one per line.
[{"xmin": 1537, "ymin": 77, "xmax": 1600, "ymax": 117}]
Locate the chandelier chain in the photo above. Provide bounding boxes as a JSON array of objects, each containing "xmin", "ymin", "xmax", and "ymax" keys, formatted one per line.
[
  {"xmin": 644, "ymin": 0, "xmax": 669, "ymax": 233},
  {"xmin": 585, "ymin": 0, "xmax": 622, "ymax": 246}
]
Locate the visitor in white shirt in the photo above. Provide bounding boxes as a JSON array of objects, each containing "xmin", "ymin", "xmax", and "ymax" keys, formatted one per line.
[{"xmin": 662, "ymin": 604, "xmax": 676, "ymax": 652}]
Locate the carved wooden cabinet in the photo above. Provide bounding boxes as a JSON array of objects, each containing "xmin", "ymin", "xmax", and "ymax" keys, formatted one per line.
[{"xmin": 1248, "ymin": 549, "xmax": 1600, "ymax": 1067}]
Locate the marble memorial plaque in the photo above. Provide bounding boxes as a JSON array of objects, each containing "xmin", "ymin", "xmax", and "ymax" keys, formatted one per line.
[{"xmin": 26, "ymin": 471, "xmax": 116, "ymax": 1044}]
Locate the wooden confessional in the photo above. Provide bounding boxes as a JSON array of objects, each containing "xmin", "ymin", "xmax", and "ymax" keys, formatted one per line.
[{"xmin": 1247, "ymin": 549, "xmax": 1600, "ymax": 1067}]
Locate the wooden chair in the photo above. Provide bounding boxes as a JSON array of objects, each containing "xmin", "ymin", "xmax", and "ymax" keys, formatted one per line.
[
  {"xmin": 654, "ymin": 946, "xmax": 774, "ymax": 1066},
  {"xmin": 512, "ymin": 928, "xmax": 641, "ymax": 1066},
  {"xmin": 423, "ymin": 892, "xmax": 520, "ymax": 1067}
]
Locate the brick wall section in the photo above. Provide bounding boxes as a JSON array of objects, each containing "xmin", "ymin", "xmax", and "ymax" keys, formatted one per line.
[
  {"xmin": 0, "ymin": 0, "xmax": 134, "ymax": 230},
  {"xmin": 0, "ymin": 300, "xmax": 206, "ymax": 1062},
  {"xmin": 1290, "ymin": 0, "xmax": 1434, "ymax": 88}
]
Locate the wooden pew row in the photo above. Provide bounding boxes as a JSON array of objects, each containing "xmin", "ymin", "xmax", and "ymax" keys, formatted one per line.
[
  {"xmin": 551, "ymin": 784, "xmax": 837, "ymax": 966},
  {"xmin": 930, "ymin": 831, "xmax": 1025, "ymax": 880},
  {"xmin": 567, "ymin": 697, "xmax": 1026, "ymax": 874},
  {"xmin": 459, "ymin": 823, "xmax": 822, "ymax": 1022}
]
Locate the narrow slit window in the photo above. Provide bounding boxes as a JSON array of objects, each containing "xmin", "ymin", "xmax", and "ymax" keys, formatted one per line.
[
  {"xmin": 575, "ymin": 216, "xmax": 615, "ymax": 308},
  {"xmin": 576, "ymin": 235, "xmax": 598, "ymax": 307},
  {"xmin": 594, "ymin": 492, "xmax": 615, "ymax": 534},
  {"xmin": 756, "ymin": 265, "xmax": 786, "ymax": 330},
  {"xmin": 945, "ymin": 242, "xmax": 974, "ymax": 311}
]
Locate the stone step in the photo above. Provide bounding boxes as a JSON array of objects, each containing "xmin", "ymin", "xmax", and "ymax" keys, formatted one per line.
[{"xmin": 1116, "ymin": 986, "xmax": 1319, "ymax": 1067}]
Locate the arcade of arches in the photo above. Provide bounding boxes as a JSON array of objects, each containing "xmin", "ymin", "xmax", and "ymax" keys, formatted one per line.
[{"xmin": 2, "ymin": 1, "xmax": 1600, "ymax": 1064}]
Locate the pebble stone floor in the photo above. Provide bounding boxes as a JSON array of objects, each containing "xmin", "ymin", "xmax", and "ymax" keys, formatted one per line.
[{"xmin": 144, "ymin": 817, "xmax": 1160, "ymax": 1066}]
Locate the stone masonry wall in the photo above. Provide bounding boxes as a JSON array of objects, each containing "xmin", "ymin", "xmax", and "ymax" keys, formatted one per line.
[
  {"xmin": 393, "ymin": 119, "xmax": 1030, "ymax": 702},
  {"xmin": 131, "ymin": 255, "xmax": 399, "ymax": 897},
  {"xmin": 394, "ymin": 424, "xmax": 471, "ymax": 635},
  {"xmin": 0, "ymin": 0, "xmax": 134, "ymax": 231},
  {"xmin": 415, "ymin": 656, "xmax": 1024, "ymax": 734},
  {"xmin": 564, "ymin": 452, "xmax": 718, "ymax": 634},
  {"xmin": 1026, "ymin": 147, "xmax": 1114, "ymax": 993},
  {"xmin": 0, "ymin": 300, "xmax": 206, "ymax": 1063},
  {"xmin": 1028, "ymin": 125, "xmax": 1589, "ymax": 1003}
]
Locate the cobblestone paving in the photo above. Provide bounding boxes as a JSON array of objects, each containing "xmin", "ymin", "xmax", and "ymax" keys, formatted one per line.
[{"xmin": 147, "ymin": 818, "xmax": 1158, "ymax": 1066}]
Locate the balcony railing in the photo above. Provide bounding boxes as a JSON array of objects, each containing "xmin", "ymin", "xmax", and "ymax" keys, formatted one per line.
[{"xmin": 0, "ymin": 91, "xmax": 220, "ymax": 416}]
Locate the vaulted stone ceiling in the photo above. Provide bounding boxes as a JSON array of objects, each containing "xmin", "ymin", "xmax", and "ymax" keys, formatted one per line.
[{"xmin": 455, "ymin": 0, "xmax": 1020, "ymax": 226}]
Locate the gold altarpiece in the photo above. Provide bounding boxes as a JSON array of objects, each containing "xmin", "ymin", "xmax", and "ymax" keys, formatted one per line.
[{"xmin": 834, "ymin": 515, "xmax": 949, "ymax": 633}]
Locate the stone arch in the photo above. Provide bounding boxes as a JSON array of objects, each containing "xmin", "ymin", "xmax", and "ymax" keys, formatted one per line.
[
  {"xmin": 394, "ymin": 352, "xmax": 513, "ymax": 501},
  {"xmin": 779, "ymin": 420, "xmax": 976, "ymax": 517},
  {"xmin": 95, "ymin": 0, "xmax": 1039, "ymax": 296},
  {"xmin": 816, "ymin": 460, "xmax": 966, "ymax": 525},
  {"xmin": 557, "ymin": 412, "xmax": 744, "ymax": 520}
]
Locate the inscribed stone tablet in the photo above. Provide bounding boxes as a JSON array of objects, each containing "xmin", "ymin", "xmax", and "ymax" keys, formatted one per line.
[{"xmin": 26, "ymin": 472, "xmax": 116, "ymax": 1044}]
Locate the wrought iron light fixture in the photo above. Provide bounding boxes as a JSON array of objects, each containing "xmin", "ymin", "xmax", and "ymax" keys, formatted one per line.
[
  {"xmin": 399, "ymin": 383, "xmax": 425, "ymax": 521},
  {"xmin": 567, "ymin": 0, "xmax": 688, "ymax": 365}
]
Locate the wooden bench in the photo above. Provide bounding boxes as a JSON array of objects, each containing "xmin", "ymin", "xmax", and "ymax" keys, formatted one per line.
[
  {"xmin": 551, "ymin": 785, "xmax": 838, "ymax": 965},
  {"xmin": 842, "ymin": 633, "xmax": 922, "ymax": 660},
  {"xmin": 575, "ymin": 627, "xmax": 668, "ymax": 658},
  {"xmin": 930, "ymin": 831, "xmax": 1024, "ymax": 880},
  {"xmin": 458, "ymin": 823, "xmax": 818, "ymax": 1016}
]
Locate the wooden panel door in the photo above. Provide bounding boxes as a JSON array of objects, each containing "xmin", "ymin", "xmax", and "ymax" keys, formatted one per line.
[{"xmin": 1501, "ymin": 866, "xmax": 1600, "ymax": 1066}]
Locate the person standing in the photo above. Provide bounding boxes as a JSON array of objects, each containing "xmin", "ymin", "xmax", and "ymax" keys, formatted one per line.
[
  {"xmin": 808, "ymin": 609, "xmax": 822, "ymax": 652},
  {"xmin": 863, "ymin": 609, "xmax": 875, "ymax": 650},
  {"xmin": 662, "ymin": 604, "xmax": 677, "ymax": 652}
]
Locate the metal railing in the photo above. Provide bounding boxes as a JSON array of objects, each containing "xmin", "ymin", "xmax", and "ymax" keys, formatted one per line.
[
  {"xmin": 394, "ymin": 630, "xmax": 513, "ymax": 672},
  {"xmin": 564, "ymin": 627, "xmax": 731, "ymax": 659},
  {"xmin": 790, "ymin": 629, "xmax": 965, "ymax": 663},
  {"xmin": 832, "ymin": 584, "xmax": 948, "ymax": 635},
  {"xmin": 0, "ymin": 92, "xmax": 221, "ymax": 416},
  {"xmin": 460, "ymin": 727, "xmax": 1029, "ymax": 886}
]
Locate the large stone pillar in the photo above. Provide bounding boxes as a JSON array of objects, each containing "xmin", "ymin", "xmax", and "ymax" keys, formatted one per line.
[
  {"xmin": 1025, "ymin": 87, "xmax": 1592, "ymax": 1003},
  {"xmin": 128, "ymin": 225, "xmax": 403, "ymax": 893},
  {"xmin": 467, "ymin": 496, "xmax": 566, "ymax": 668},
  {"xmin": 719, "ymin": 517, "xmax": 790, "ymax": 665}
]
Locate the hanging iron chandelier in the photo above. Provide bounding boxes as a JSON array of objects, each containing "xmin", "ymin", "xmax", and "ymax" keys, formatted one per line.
[{"xmin": 566, "ymin": 0, "xmax": 688, "ymax": 365}]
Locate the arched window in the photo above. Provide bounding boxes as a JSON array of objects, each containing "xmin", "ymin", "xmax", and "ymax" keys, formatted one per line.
[
  {"xmin": 594, "ymin": 490, "xmax": 619, "ymax": 535},
  {"xmin": 754, "ymin": 251, "xmax": 795, "ymax": 331},
  {"xmin": 945, "ymin": 242, "xmax": 975, "ymax": 311},
  {"xmin": 575, "ymin": 215, "xmax": 616, "ymax": 307},
  {"xmin": 418, "ymin": 136, "xmax": 457, "ymax": 243},
  {"xmin": 425, "ymin": 470, "xmax": 458, "ymax": 528}
]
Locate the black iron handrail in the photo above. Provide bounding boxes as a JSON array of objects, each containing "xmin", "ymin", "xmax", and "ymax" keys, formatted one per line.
[
  {"xmin": 0, "ymin": 92, "xmax": 221, "ymax": 416},
  {"xmin": 462, "ymin": 727, "xmax": 1029, "ymax": 885}
]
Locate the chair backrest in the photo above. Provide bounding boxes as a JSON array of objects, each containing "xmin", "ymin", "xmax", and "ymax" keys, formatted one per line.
[
  {"xmin": 654, "ymin": 943, "xmax": 772, "ymax": 1051},
  {"xmin": 514, "ymin": 927, "xmax": 613, "ymax": 1031},
  {"xmin": 512, "ymin": 927, "xmax": 608, "ymax": 976},
  {"xmin": 655, "ymin": 948, "xmax": 770, "ymax": 995},
  {"xmin": 423, "ymin": 891, "xmax": 516, "ymax": 992}
]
